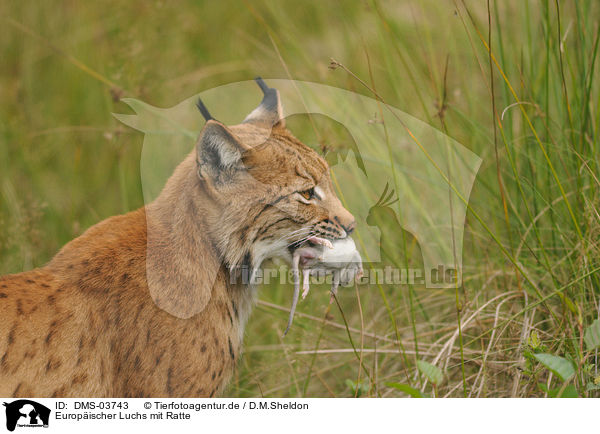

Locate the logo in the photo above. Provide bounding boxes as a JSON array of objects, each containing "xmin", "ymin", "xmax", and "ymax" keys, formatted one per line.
[
  {"xmin": 114, "ymin": 79, "xmax": 481, "ymax": 320},
  {"xmin": 3, "ymin": 400, "xmax": 50, "ymax": 432}
]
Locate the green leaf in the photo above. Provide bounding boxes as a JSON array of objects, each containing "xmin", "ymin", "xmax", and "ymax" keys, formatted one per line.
[
  {"xmin": 557, "ymin": 384, "xmax": 579, "ymax": 398},
  {"xmin": 528, "ymin": 330, "xmax": 541, "ymax": 350},
  {"xmin": 586, "ymin": 382, "xmax": 600, "ymax": 391},
  {"xmin": 417, "ymin": 360, "xmax": 443, "ymax": 385},
  {"xmin": 345, "ymin": 379, "xmax": 369, "ymax": 397},
  {"xmin": 584, "ymin": 319, "xmax": 600, "ymax": 351},
  {"xmin": 534, "ymin": 353, "xmax": 575, "ymax": 381},
  {"xmin": 563, "ymin": 295, "xmax": 577, "ymax": 315},
  {"xmin": 386, "ymin": 382, "xmax": 424, "ymax": 398},
  {"xmin": 539, "ymin": 383, "xmax": 578, "ymax": 398}
]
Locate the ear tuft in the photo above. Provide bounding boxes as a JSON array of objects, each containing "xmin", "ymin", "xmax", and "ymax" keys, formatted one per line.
[
  {"xmin": 243, "ymin": 77, "xmax": 285, "ymax": 128},
  {"xmin": 196, "ymin": 98, "xmax": 214, "ymax": 121}
]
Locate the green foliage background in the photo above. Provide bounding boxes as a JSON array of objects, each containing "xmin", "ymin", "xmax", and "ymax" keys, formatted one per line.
[{"xmin": 1, "ymin": 0, "xmax": 599, "ymax": 397}]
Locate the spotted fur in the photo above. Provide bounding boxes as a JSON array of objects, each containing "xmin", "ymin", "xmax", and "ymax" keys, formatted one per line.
[{"xmin": 0, "ymin": 80, "xmax": 355, "ymax": 397}]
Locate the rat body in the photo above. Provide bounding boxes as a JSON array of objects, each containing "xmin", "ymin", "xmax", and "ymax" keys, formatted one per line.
[{"xmin": 284, "ymin": 237, "xmax": 363, "ymax": 335}]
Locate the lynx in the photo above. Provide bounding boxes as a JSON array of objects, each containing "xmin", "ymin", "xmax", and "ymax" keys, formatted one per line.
[{"xmin": 0, "ymin": 79, "xmax": 356, "ymax": 397}]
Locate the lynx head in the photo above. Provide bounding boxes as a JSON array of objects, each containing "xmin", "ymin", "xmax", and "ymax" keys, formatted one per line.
[{"xmin": 195, "ymin": 78, "xmax": 355, "ymax": 273}]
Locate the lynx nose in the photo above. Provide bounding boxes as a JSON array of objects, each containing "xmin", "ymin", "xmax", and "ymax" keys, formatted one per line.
[
  {"xmin": 345, "ymin": 220, "xmax": 356, "ymax": 234},
  {"xmin": 335, "ymin": 207, "xmax": 356, "ymax": 236}
]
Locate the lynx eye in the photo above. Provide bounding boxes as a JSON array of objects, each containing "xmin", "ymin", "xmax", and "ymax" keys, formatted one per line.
[{"xmin": 298, "ymin": 188, "xmax": 315, "ymax": 201}]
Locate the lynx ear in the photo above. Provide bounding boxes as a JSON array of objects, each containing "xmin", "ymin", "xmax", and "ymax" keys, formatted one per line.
[
  {"xmin": 243, "ymin": 77, "xmax": 285, "ymax": 128},
  {"xmin": 196, "ymin": 120, "xmax": 250, "ymax": 181}
]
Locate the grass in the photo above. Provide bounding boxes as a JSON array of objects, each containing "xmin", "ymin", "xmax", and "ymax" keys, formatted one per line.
[{"xmin": 1, "ymin": 0, "xmax": 599, "ymax": 397}]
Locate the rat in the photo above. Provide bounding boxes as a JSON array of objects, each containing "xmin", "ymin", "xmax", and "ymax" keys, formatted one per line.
[{"xmin": 284, "ymin": 236, "xmax": 363, "ymax": 335}]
